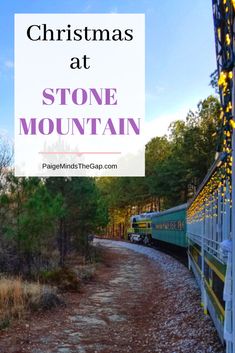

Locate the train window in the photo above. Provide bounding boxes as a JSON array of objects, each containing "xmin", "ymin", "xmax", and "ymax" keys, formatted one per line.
[{"xmin": 212, "ymin": 272, "xmax": 225, "ymax": 309}]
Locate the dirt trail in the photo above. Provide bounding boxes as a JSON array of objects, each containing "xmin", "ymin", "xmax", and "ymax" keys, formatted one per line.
[{"xmin": 0, "ymin": 241, "xmax": 224, "ymax": 353}]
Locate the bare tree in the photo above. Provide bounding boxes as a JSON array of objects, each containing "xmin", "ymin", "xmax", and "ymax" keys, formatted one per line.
[{"xmin": 0, "ymin": 135, "xmax": 13, "ymax": 188}]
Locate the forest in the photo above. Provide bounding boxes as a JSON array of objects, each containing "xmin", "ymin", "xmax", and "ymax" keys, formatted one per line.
[
  {"xmin": 0, "ymin": 94, "xmax": 221, "ymax": 326},
  {"xmin": 0, "ymin": 93, "xmax": 222, "ymax": 269},
  {"xmin": 0, "ymin": 95, "xmax": 221, "ymax": 273}
]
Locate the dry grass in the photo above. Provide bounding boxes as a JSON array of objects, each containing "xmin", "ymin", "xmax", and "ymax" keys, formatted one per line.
[{"xmin": 0, "ymin": 276, "xmax": 58, "ymax": 327}]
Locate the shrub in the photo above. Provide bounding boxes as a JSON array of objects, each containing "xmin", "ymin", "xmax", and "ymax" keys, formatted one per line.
[
  {"xmin": 40, "ymin": 268, "xmax": 80, "ymax": 292},
  {"xmin": 76, "ymin": 264, "xmax": 96, "ymax": 282},
  {"xmin": 0, "ymin": 277, "xmax": 61, "ymax": 328}
]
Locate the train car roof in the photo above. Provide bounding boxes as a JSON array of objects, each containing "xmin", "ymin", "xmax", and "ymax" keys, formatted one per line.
[
  {"xmin": 131, "ymin": 211, "xmax": 159, "ymax": 221},
  {"xmin": 152, "ymin": 203, "xmax": 187, "ymax": 218}
]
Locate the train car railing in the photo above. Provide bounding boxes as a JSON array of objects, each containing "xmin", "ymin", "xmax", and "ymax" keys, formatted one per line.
[
  {"xmin": 187, "ymin": 1, "xmax": 235, "ymax": 351},
  {"xmin": 187, "ymin": 152, "xmax": 232, "ymax": 346},
  {"xmin": 187, "ymin": 152, "xmax": 231, "ymax": 260},
  {"xmin": 213, "ymin": 1, "xmax": 235, "ymax": 352}
]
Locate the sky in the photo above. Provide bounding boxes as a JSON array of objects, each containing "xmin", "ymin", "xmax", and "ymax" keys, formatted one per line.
[{"xmin": 0, "ymin": 0, "xmax": 216, "ymax": 141}]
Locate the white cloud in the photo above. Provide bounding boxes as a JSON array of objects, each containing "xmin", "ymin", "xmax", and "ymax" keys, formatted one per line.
[
  {"xmin": 110, "ymin": 7, "xmax": 118, "ymax": 13},
  {"xmin": 83, "ymin": 3, "xmax": 92, "ymax": 12},
  {"xmin": 0, "ymin": 129, "xmax": 9, "ymax": 136},
  {"xmin": 146, "ymin": 85, "xmax": 165, "ymax": 101},
  {"xmin": 5, "ymin": 60, "xmax": 14, "ymax": 69},
  {"xmin": 144, "ymin": 106, "xmax": 189, "ymax": 143}
]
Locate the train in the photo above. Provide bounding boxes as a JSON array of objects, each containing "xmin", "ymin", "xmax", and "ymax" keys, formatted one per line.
[
  {"xmin": 127, "ymin": 205, "xmax": 187, "ymax": 248},
  {"xmin": 127, "ymin": 155, "xmax": 230, "ymax": 348},
  {"xmin": 126, "ymin": 1, "xmax": 235, "ymax": 350},
  {"xmin": 126, "ymin": 2, "xmax": 235, "ymax": 351},
  {"xmin": 127, "ymin": 211, "xmax": 158, "ymax": 244}
]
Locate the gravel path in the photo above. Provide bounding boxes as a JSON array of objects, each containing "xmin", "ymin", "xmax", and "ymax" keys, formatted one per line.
[{"xmin": 0, "ymin": 239, "xmax": 225, "ymax": 353}]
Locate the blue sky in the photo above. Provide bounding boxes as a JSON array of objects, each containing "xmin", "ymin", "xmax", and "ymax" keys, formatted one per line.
[{"xmin": 0, "ymin": 0, "xmax": 216, "ymax": 139}]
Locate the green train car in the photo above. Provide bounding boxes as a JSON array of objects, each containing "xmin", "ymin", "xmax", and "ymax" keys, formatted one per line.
[
  {"xmin": 128, "ymin": 204, "xmax": 187, "ymax": 248},
  {"xmin": 151, "ymin": 204, "xmax": 187, "ymax": 248}
]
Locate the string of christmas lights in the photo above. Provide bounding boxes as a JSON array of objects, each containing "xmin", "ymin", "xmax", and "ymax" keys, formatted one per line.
[{"xmin": 187, "ymin": 0, "xmax": 234, "ymax": 226}]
